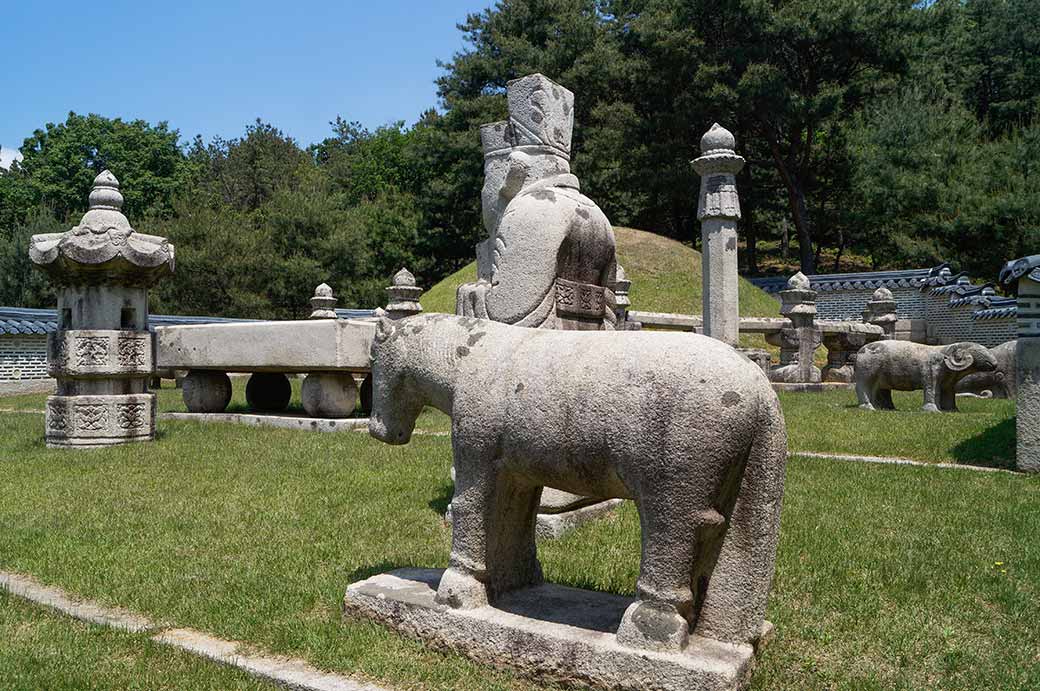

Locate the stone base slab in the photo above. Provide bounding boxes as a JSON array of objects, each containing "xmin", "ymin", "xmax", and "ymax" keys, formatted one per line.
[
  {"xmin": 163, "ymin": 411, "xmax": 369, "ymax": 433},
  {"xmin": 536, "ymin": 499, "xmax": 626, "ymax": 538},
  {"xmin": 445, "ymin": 498, "xmax": 625, "ymax": 540},
  {"xmin": 771, "ymin": 382, "xmax": 853, "ymax": 392},
  {"xmin": 343, "ymin": 568, "xmax": 768, "ymax": 691}
]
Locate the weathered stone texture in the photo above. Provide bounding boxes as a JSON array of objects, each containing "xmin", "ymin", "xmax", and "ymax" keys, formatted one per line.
[
  {"xmin": 1000, "ymin": 255, "xmax": 1040, "ymax": 472},
  {"xmin": 345, "ymin": 569, "xmax": 769, "ymax": 691},
  {"xmin": 29, "ymin": 171, "xmax": 173, "ymax": 448},
  {"xmin": 855, "ymin": 340, "xmax": 997, "ymax": 412},
  {"xmin": 692, "ymin": 124, "xmax": 744, "ymax": 346},
  {"xmin": 366, "ymin": 314, "xmax": 787, "ymax": 658},
  {"xmin": 182, "ymin": 370, "xmax": 233, "ymax": 413},
  {"xmin": 301, "ymin": 373, "xmax": 358, "ymax": 418},
  {"xmin": 457, "ymin": 74, "xmax": 618, "ymax": 331}
]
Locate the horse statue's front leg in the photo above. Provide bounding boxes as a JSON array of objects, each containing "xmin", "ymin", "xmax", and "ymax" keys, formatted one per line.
[{"xmin": 436, "ymin": 440, "xmax": 498, "ymax": 609}]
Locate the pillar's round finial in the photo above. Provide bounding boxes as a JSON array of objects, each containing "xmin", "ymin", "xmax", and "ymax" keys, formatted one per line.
[
  {"xmin": 871, "ymin": 286, "xmax": 893, "ymax": 301},
  {"xmin": 393, "ymin": 267, "xmax": 416, "ymax": 287},
  {"xmin": 700, "ymin": 123, "xmax": 736, "ymax": 154},
  {"xmin": 787, "ymin": 271, "xmax": 810, "ymax": 290},
  {"xmin": 88, "ymin": 170, "xmax": 124, "ymax": 211},
  {"xmin": 314, "ymin": 282, "xmax": 333, "ymax": 298}
]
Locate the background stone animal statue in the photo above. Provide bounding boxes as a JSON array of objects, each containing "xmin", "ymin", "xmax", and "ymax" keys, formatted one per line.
[
  {"xmin": 855, "ymin": 340, "xmax": 998, "ymax": 412},
  {"xmin": 368, "ymin": 313, "xmax": 787, "ymax": 653},
  {"xmin": 956, "ymin": 340, "xmax": 1016, "ymax": 398}
]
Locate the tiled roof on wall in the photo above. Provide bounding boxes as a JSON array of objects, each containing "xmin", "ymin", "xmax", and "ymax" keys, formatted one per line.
[{"xmin": 750, "ymin": 267, "xmax": 933, "ymax": 294}]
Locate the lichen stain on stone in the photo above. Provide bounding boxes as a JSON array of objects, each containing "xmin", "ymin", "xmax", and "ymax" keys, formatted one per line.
[
  {"xmin": 726, "ymin": 236, "xmax": 737, "ymax": 251},
  {"xmin": 531, "ymin": 189, "xmax": 557, "ymax": 203},
  {"xmin": 515, "ymin": 382, "xmax": 525, "ymax": 394},
  {"xmin": 467, "ymin": 331, "xmax": 486, "ymax": 347},
  {"xmin": 721, "ymin": 391, "xmax": 741, "ymax": 407},
  {"xmin": 456, "ymin": 346, "xmax": 470, "ymax": 358}
]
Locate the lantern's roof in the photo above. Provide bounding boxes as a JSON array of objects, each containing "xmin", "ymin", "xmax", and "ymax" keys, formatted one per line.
[{"xmin": 29, "ymin": 170, "xmax": 174, "ymax": 287}]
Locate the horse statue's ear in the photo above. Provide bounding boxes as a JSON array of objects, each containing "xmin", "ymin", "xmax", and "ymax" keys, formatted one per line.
[{"xmin": 375, "ymin": 316, "xmax": 397, "ymax": 343}]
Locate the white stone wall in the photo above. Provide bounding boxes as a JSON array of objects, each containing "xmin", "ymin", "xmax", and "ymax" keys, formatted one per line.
[{"xmin": 0, "ymin": 334, "xmax": 50, "ymax": 380}]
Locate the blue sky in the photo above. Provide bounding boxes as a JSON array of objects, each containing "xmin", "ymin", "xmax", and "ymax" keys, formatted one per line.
[{"xmin": 1, "ymin": 0, "xmax": 492, "ymax": 165}]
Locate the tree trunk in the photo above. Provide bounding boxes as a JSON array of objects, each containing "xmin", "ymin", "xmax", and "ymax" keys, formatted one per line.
[
  {"xmin": 769, "ymin": 141, "xmax": 816, "ymax": 274},
  {"xmin": 742, "ymin": 166, "xmax": 758, "ymax": 274}
]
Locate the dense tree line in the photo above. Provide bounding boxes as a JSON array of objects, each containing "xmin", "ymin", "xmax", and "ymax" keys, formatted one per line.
[{"xmin": 1, "ymin": 0, "xmax": 1037, "ymax": 317}]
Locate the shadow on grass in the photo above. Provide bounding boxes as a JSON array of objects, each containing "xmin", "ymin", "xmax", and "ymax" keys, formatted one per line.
[
  {"xmin": 950, "ymin": 417, "xmax": 1016, "ymax": 470},
  {"xmin": 347, "ymin": 561, "xmax": 432, "ymax": 585},
  {"xmin": 428, "ymin": 481, "xmax": 454, "ymax": 516}
]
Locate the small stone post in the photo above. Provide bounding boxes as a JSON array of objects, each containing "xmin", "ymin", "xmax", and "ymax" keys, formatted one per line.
[
  {"xmin": 1000, "ymin": 256, "xmax": 1040, "ymax": 472},
  {"xmin": 28, "ymin": 171, "xmax": 174, "ymax": 447},
  {"xmin": 614, "ymin": 264, "xmax": 632, "ymax": 326},
  {"xmin": 692, "ymin": 123, "xmax": 744, "ymax": 346},
  {"xmin": 863, "ymin": 287, "xmax": 898, "ymax": 339},
  {"xmin": 768, "ymin": 272, "xmax": 820, "ymax": 383},
  {"xmin": 385, "ymin": 267, "xmax": 423, "ymax": 319},
  {"xmin": 309, "ymin": 283, "xmax": 338, "ymax": 319}
]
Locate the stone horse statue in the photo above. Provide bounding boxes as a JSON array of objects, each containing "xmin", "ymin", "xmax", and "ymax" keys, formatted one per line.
[{"xmin": 368, "ymin": 313, "xmax": 787, "ymax": 652}]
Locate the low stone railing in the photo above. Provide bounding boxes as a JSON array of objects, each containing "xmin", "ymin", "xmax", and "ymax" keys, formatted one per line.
[{"xmin": 153, "ymin": 269, "xmax": 423, "ymax": 420}]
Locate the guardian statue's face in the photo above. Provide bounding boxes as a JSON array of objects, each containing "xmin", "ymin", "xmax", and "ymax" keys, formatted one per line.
[{"xmin": 480, "ymin": 152, "xmax": 512, "ymax": 234}]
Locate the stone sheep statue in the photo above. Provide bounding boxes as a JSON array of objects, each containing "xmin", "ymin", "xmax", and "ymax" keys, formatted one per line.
[
  {"xmin": 855, "ymin": 340, "xmax": 998, "ymax": 412},
  {"xmin": 956, "ymin": 340, "xmax": 1016, "ymax": 399},
  {"xmin": 368, "ymin": 313, "xmax": 787, "ymax": 653}
]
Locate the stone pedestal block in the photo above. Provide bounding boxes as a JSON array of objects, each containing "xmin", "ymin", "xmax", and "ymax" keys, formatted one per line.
[
  {"xmin": 183, "ymin": 370, "xmax": 233, "ymax": 413},
  {"xmin": 246, "ymin": 373, "xmax": 291, "ymax": 412},
  {"xmin": 344, "ymin": 569, "xmax": 771, "ymax": 691},
  {"xmin": 45, "ymin": 393, "xmax": 156, "ymax": 448},
  {"xmin": 301, "ymin": 373, "xmax": 358, "ymax": 418}
]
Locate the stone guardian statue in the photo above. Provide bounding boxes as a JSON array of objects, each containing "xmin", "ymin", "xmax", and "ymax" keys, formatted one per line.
[{"xmin": 456, "ymin": 74, "xmax": 618, "ymax": 330}]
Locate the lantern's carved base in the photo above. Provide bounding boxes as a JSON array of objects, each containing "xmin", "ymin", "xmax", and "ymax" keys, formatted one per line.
[{"xmin": 45, "ymin": 393, "xmax": 156, "ymax": 448}]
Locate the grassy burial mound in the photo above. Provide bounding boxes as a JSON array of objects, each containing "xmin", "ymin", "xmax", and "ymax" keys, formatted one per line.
[{"xmin": 421, "ymin": 226, "xmax": 781, "ymax": 317}]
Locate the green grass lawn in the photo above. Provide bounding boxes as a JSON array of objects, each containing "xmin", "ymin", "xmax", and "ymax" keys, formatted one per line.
[
  {"xmin": 0, "ymin": 398, "xmax": 1038, "ymax": 690},
  {"xmin": 779, "ymin": 389, "xmax": 1016, "ymax": 468},
  {"xmin": 0, "ymin": 590, "xmax": 273, "ymax": 690},
  {"xmin": 2, "ymin": 380, "xmax": 1017, "ymax": 467}
]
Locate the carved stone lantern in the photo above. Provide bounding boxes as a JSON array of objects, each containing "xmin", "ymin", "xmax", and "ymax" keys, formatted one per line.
[
  {"xmin": 29, "ymin": 171, "xmax": 174, "ymax": 447},
  {"xmin": 385, "ymin": 267, "xmax": 423, "ymax": 319},
  {"xmin": 309, "ymin": 282, "xmax": 338, "ymax": 319},
  {"xmin": 863, "ymin": 286, "xmax": 898, "ymax": 338},
  {"xmin": 768, "ymin": 272, "xmax": 821, "ymax": 383}
]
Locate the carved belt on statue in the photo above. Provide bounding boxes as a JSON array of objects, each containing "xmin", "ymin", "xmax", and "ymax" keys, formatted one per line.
[{"xmin": 554, "ymin": 277, "xmax": 613, "ymax": 320}]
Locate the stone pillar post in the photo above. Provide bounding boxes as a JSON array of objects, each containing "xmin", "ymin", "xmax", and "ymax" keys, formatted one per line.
[
  {"xmin": 614, "ymin": 264, "xmax": 632, "ymax": 326},
  {"xmin": 692, "ymin": 123, "xmax": 744, "ymax": 347},
  {"xmin": 309, "ymin": 283, "xmax": 338, "ymax": 319},
  {"xmin": 1000, "ymin": 256, "xmax": 1040, "ymax": 472},
  {"xmin": 28, "ymin": 171, "xmax": 174, "ymax": 447},
  {"xmin": 769, "ymin": 272, "xmax": 821, "ymax": 383},
  {"xmin": 863, "ymin": 287, "xmax": 898, "ymax": 339},
  {"xmin": 385, "ymin": 268, "xmax": 423, "ymax": 319}
]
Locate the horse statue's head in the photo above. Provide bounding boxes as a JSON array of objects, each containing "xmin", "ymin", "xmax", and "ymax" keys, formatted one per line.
[{"xmin": 368, "ymin": 316, "xmax": 426, "ymax": 445}]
